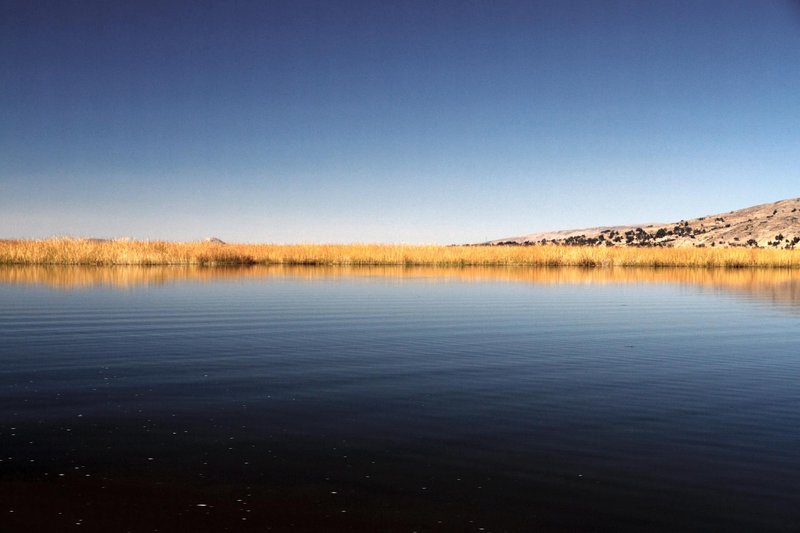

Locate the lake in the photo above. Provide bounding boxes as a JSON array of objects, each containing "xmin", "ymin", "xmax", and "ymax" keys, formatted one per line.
[{"xmin": 1, "ymin": 265, "xmax": 799, "ymax": 532}]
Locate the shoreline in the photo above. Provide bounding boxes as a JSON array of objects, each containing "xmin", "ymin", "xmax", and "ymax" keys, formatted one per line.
[{"xmin": 1, "ymin": 238, "xmax": 800, "ymax": 268}]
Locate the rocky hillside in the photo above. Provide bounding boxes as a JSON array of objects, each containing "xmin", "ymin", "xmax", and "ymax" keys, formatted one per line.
[{"xmin": 488, "ymin": 197, "xmax": 800, "ymax": 249}]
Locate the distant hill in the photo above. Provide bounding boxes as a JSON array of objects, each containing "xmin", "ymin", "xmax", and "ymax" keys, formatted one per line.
[{"xmin": 486, "ymin": 197, "xmax": 800, "ymax": 249}]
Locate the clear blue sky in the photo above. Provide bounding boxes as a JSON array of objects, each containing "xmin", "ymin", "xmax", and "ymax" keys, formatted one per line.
[{"xmin": 2, "ymin": 0, "xmax": 799, "ymax": 243}]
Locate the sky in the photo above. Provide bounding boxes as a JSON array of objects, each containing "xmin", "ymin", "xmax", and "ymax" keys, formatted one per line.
[{"xmin": 2, "ymin": 0, "xmax": 799, "ymax": 243}]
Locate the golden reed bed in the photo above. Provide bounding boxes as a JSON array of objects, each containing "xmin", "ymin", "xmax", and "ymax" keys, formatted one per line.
[{"xmin": 1, "ymin": 238, "xmax": 799, "ymax": 268}]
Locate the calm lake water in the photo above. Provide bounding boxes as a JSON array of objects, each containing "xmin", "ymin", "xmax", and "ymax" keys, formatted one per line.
[{"xmin": 1, "ymin": 266, "xmax": 799, "ymax": 532}]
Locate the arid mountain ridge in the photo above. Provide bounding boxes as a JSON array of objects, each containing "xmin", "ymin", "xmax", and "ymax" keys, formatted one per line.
[{"xmin": 488, "ymin": 197, "xmax": 800, "ymax": 249}]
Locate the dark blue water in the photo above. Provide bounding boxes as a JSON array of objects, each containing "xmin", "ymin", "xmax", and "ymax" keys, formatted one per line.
[{"xmin": 1, "ymin": 268, "xmax": 799, "ymax": 531}]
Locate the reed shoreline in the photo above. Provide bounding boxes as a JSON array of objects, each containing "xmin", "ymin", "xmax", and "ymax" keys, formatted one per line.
[{"xmin": 2, "ymin": 238, "xmax": 800, "ymax": 268}]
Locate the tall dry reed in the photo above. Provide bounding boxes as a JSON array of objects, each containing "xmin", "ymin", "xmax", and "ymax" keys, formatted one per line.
[{"xmin": 1, "ymin": 238, "xmax": 799, "ymax": 268}]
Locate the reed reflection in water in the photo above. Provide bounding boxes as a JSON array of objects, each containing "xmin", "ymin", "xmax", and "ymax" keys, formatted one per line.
[{"xmin": 3, "ymin": 264, "xmax": 800, "ymax": 309}]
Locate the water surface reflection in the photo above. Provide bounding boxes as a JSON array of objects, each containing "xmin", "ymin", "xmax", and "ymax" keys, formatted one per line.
[{"xmin": 3, "ymin": 264, "xmax": 800, "ymax": 309}]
